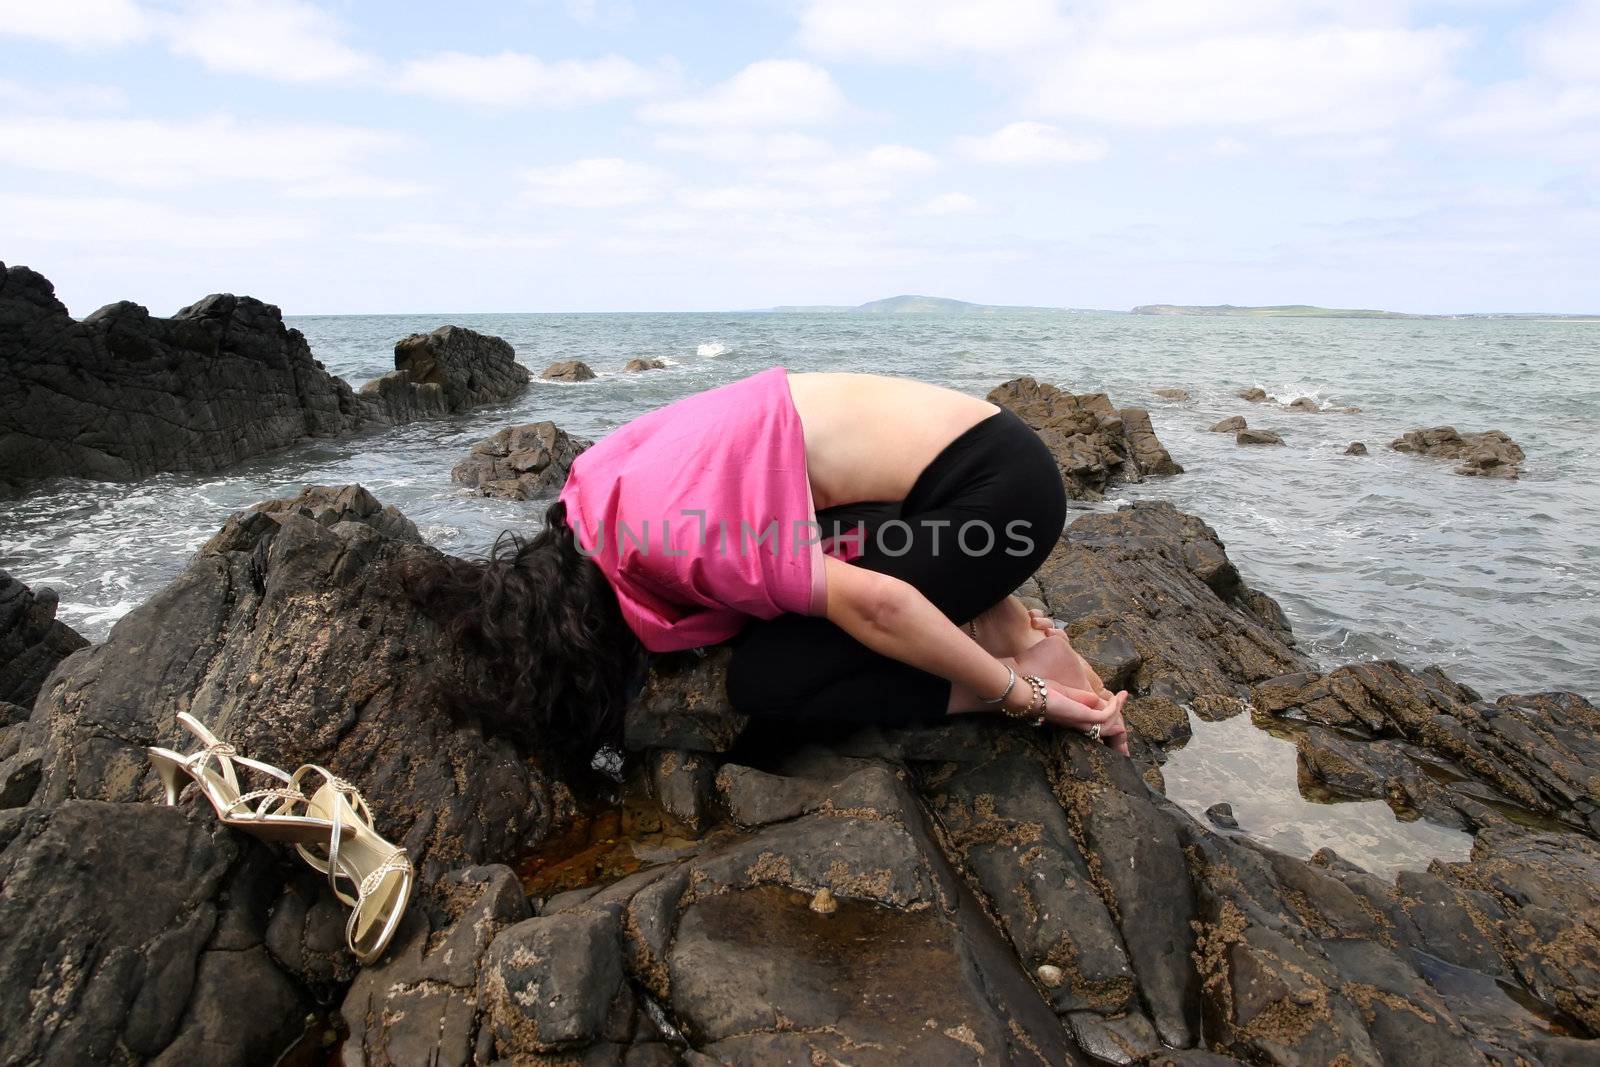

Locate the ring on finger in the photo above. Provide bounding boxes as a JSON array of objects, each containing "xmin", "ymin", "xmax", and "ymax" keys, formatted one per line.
[{"xmin": 1087, "ymin": 723, "xmax": 1102, "ymax": 742}]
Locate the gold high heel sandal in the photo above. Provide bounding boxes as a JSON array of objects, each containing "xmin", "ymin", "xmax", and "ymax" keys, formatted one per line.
[
  {"xmin": 283, "ymin": 765, "xmax": 414, "ymax": 965},
  {"xmin": 147, "ymin": 713, "xmax": 337, "ymax": 844}
]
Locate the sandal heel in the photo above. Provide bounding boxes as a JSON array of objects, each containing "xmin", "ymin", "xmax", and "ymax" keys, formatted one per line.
[{"xmin": 148, "ymin": 749, "xmax": 187, "ymax": 806}]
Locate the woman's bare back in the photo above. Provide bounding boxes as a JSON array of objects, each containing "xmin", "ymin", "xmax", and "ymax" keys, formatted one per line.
[{"xmin": 786, "ymin": 372, "xmax": 998, "ymax": 510}]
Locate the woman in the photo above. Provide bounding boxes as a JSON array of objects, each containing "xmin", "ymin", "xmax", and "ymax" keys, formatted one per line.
[{"xmin": 415, "ymin": 367, "xmax": 1129, "ymax": 765}]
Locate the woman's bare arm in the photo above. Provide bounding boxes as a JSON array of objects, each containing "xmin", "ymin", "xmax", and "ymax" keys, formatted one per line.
[{"xmin": 820, "ymin": 556, "xmax": 1117, "ymax": 730}]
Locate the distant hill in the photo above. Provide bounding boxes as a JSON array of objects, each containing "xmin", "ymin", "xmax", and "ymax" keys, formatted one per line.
[
  {"xmin": 761, "ymin": 295, "xmax": 1077, "ymax": 314},
  {"xmin": 1131, "ymin": 303, "xmax": 1419, "ymax": 319}
]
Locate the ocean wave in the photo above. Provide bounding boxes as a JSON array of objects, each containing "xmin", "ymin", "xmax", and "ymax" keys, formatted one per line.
[{"xmin": 696, "ymin": 341, "xmax": 729, "ymax": 358}]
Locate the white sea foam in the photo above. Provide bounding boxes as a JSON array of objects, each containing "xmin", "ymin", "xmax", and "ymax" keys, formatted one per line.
[{"xmin": 696, "ymin": 341, "xmax": 729, "ymax": 357}]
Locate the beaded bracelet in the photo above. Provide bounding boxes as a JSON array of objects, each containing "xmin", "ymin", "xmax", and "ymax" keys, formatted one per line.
[{"xmin": 1003, "ymin": 674, "xmax": 1048, "ymax": 727}]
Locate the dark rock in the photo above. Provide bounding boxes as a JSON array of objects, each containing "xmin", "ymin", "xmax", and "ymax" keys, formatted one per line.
[
  {"xmin": 450, "ymin": 420, "xmax": 591, "ymax": 500},
  {"xmin": 1390, "ymin": 426, "xmax": 1525, "ymax": 478},
  {"xmin": 341, "ymin": 864, "xmax": 531, "ymax": 1066},
  {"xmin": 1254, "ymin": 661, "xmax": 1600, "ymax": 837},
  {"xmin": 1123, "ymin": 696, "xmax": 1192, "ymax": 750},
  {"xmin": 1031, "ymin": 502, "xmax": 1303, "ymax": 703},
  {"xmin": 1210, "ymin": 416, "xmax": 1247, "ymax": 432},
  {"xmin": 0, "ymin": 264, "xmax": 528, "ymax": 493},
  {"xmin": 647, "ymin": 748, "xmax": 716, "ymax": 836},
  {"xmin": 0, "ymin": 801, "xmax": 309, "ymax": 1065},
  {"xmin": 1236, "ymin": 427, "xmax": 1284, "ymax": 445},
  {"xmin": 1238, "ymin": 387, "xmax": 1268, "ymax": 402},
  {"xmin": 1206, "ymin": 802, "xmax": 1239, "ymax": 829},
  {"xmin": 544, "ymin": 359, "xmax": 597, "ymax": 382},
  {"xmin": 1287, "ymin": 396, "xmax": 1320, "ymax": 412},
  {"xmin": 1345, "ymin": 441, "xmax": 1368, "ymax": 455},
  {"xmin": 625, "ymin": 647, "xmax": 748, "ymax": 753},
  {"xmin": 988, "ymin": 377, "xmax": 1182, "ymax": 499},
  {"xmin": 359, "ymin": 324, "xmax": 530, "ymax": 421},
  {"xmin": 30, "ymin": 485, "xmax": 554, "ymax": 886},
  {"xmin": 0, "ymin": 568, "xmax": 88, "ymax": 708},
  {"xmin": 625, "ymin": 358, "xmax": 667, "ymax": 372},
  {"xmin": 480, "ymin": 910, "xmax": 628, "ymax": 1055},
  {"xmin": 1154, "ymin": 387, "xmax": 1190, "ymax": 401}
]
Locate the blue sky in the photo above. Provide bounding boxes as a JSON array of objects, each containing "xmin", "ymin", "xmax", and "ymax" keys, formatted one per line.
[{"xmin": 1, "ymin": 0, "xmax": 1596, "ymax": 315}]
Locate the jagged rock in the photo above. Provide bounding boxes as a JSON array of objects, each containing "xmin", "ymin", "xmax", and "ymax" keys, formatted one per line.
[
  {"xmin": 1391, "ymin": 426, "xmax": 1525, "ymax": 478},
  {"xmin": 0, "ymin": 569, "xmax": 88, "ymax": 709},
  {"xmin": 647, "ymin": 749, "xmax": 716, "ymax": 836},
  {"xmin": 1254, "ymin": 661, "xmax": 1600, "ymax": 838},
  {"xmin": 1236, "ymin": 428, "xmax": 1283, "ymax": 445},
  {"xmin": 0, "ymin": 264, "xmax": 528, "ymax": 494},
  {"xmin": 1238, "ymin": 387, "xmax": 1268, "ymax": 402},
  {"xmin": 625, "ymin": 358, "xmax": 667, "ymax": 372},
  {"xmin": 0, "ymin": 801, "xmax": 310, "ymax": 1066},
  {"xmin": 358, "ymin": 325, "xmax": 529, "ymax": 421},
  {"xmin": 1345, "ymin": 441, "xmax": 1367, "ymax": 455},
  {"xmin": 341, "ymin": 865, "xmax": 531, "ymax": 1066},
  {"xmin": 543, "ymin": 359, "xmax": 596, "ymax": 382},
  {"xmin": 625, "ymin": 648, "xmax": 748, "ymax": 753},
  {"xmin": 450, "ymin": 420, "xmax": 591, "ymax": 500},
  {"xmin": 1030, "ymin": 502, "xmax": 1303, "ymax": 703},
  {"xmin": 1210, "ymin": 416, "xmax": 1246, "ymax": 433},
  {"xmin": 988, "ymin": 377, "xmax": 1182, "ymax": 499},
  {"xmin": 1206, "ymin": 802, "xmax": 1238, "ymax": 829},
  {"xmin": 538, "ymin": 745, "xmax": 1083, "ymax": 1065},
  {"xmin": 1155, "ymin": 387, "xmax": 1190, "ymax": 400},
  {"xmin": 30, "ymin": 485, "xmax": 554, "ymax": 885}
]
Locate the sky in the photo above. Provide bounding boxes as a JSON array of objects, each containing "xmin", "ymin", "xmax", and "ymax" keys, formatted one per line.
[{"xmin": 1, "ymin": 0, "xmax": 1597, "ymax": 315}]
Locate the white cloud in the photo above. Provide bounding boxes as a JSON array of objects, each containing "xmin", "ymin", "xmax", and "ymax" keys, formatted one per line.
[
  {"xmin": 641, "ymin": 59, "xmax": 847, "ymax": 127},
  {"xmin": 359, "ymin": 223, "xmax": 564, "ymax": 250},
  {"xmin": 0, "ymin": 115, "xmax": 415, "ymax": 195},
  {"xmin": 956, "ymin": 121, "xmax": 1108, "ymax": 164},
  {"xmin": 798, "ymin": 0, "xmax": 1066, "ymax": 62},
  {"xmin": 652, "ymin": 130, "xmax": 837, "ymax": 164},
  {"xmin": 0, "ymin": 0, "xmax": 151, "ymax": 49},
  {"xmin": 0, "ymin": 78, "xmax": 128, "ymax": 112},
  {"xmin": 913, "ymin": 192, "xmax": 981, "ymax": 215},
  {"xmin": 0, "ymin": 193, "xmax": 315, "ymax": 247},
  {"xmin": 1028, "ymin": 25, "xmax": 1465, "ymax": 134},
  {"xmin": 1525, "ymin": 0, "xmax": 1600, "ymax": 84},
  {"xmin": 394, "ymin": 51, "xmax": 667, "ymax": 107},
  {"xmin": 164, "ymin": 0, "xmax": 372, "ymax": 83},
  {"xmin": 522, "ymin": 157, "xmax": 670, "ymax": 207}
]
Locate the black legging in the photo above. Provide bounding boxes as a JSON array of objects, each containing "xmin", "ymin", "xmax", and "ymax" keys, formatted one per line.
[{"xmin": 725, "ymin": 407, "xmax": 1066, "ymax": 726}]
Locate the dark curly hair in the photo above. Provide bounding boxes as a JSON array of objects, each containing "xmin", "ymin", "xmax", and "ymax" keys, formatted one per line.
[{"xmin": 404, "ymin": 499, "xmax": 645, "ymax": 768}]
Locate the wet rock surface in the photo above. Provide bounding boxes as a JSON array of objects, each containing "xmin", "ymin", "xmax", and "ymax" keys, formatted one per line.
[
  {"xmin": 1391, "ymin": 425, "xmax": 1526, "ymax": 478},
  {"xmin": 626, "ymin": 357, "xmax": 668, "ymax": 372},
  {"xmin": 0, "ymin": 264, "xmax": 529, "ymax": 494},
  {"xmin": 0, "ymin": 568, "xmax": 87, "ymax": 709},
  {"xmin": 4, "ymin": 482, "xmax": 1597, "ymax": 1065},
  {"xmin": 1236, "ymin": 427, "xmax": 1284, "ymax": 445},
  {"xmin": 450, "ymin": 420, "xmax": 591, "ymax": 500},
  {"xmin": 989, "ymin": 376, "xmax": 1183, "ymax": 498},
  {"xmin": 1209, "ymin": 415, "xmax": 1247, "ymax": 433}
]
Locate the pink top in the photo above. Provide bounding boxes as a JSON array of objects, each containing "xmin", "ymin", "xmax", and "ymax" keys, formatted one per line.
[{"xmin": 558, "ymin": 367, "xmax": 828, "ymax": 652}]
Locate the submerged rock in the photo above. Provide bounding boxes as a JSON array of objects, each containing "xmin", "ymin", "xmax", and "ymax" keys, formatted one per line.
[
  {"xmin": 1209, "ymin": 415, "xmax": 1247, "ymax": 433},
  {"xmin": 1391, "ymin": 425, "xmax": 1525, "ymax": 478},
  {"xmin": 543, "ymin": 359, "xmax": 596, "ymax": 381},
  {"xmin": 1287, "ymin": 396, "xmax": 1320, "ymax": 412},
  {"xmin": 626, "ymin": 357, "xmax": 668, "ymax": 372},
  {"xmin": 1236, "ymin": 427, "xmax": 1284, "ymax": 445},
  {"xmin": 450, "ymin": 420, "xmax": 591, "ymax": 500},
  {"xmin": 1345, "ymin": 441, "xmax": 1368, "ymax": 455},
  {"xmin": 1238, "ymin": 387, "xmax": 1268, "ymax": 402},
  {"xmin": 1155, "ymin": 387, "xmax": 1190, "ymax": 400},
  {"xmin": 0, "ymin": 264, "xmax": 529, "ymax": 494},
  {"xmin": 989, "ymin": 377, "xmax": 1183, "ymax": 499}
]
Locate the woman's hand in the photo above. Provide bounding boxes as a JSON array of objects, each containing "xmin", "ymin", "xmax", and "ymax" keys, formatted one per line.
[{"xmin": 1040, "ymin": 683, "xmax": 1130, "ymax": 754}]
